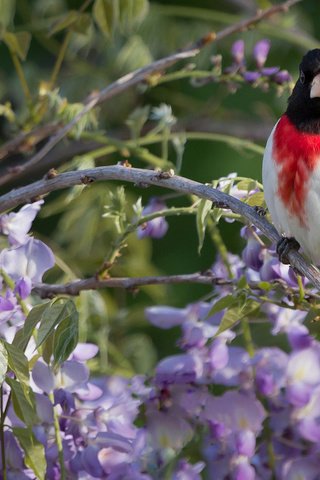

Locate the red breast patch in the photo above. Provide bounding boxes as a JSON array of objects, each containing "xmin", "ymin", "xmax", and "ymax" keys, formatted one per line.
[{"xmin": 273, "ymin": 114, "xmax": 320, "ymax": 225}]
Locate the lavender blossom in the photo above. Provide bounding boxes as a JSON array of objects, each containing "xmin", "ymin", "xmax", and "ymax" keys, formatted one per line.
[
  {"xmin": 243, "ymin": 71, "xmax": 261, "ymax": 83},
  {"xmin": 274, "ymin": 69, "xmax": 292, "ymax": 84},
  {"xmin": 231, "ymin": 40, "xmax": 245, "ymax": 65},
  {"xmin": 253, "ymin": 39, "xmax": 271, "ymax": 68},
  {"xmin": 137, "ymin": 198, "xmax": 169, "ymax": 239},
  {"xmin": 0, "ymin": 200, "xmax": 44, "ymax": 246},
  {"xmin": 0, "ymin": 237, "xmax": 55, "ymax": 297}
]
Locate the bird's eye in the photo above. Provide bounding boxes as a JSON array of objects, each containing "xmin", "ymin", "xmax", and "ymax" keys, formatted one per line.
[{"xmin": 300, "ymin": 71, "xmax": 306, "ymax": 84}]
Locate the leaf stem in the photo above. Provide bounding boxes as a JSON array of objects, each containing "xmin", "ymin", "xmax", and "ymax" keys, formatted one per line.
[
  {"xmin": 207, "ymin": 218, "xmax": 233, "ymax": 278},
  {"xmin": 49, "ymin": 31, "xmax": 72, "ymax": 89},
  {"xmin": 99, "ymin": 206, "xmax": 195, "ymax": 275},
  {"xmin": 241, "ymin": 316, "xmax": 255, "ymax": 357},
  {"xmin": 297, "ymin": 275, "xmax": 305, "ymax": 303},
  {"xmin": 81, "ymin": 130, "xmax": 264, "ymax": 157},
  {"xmin": 49, "ymin": 392, "xmax": 66, "ymax": 480}
]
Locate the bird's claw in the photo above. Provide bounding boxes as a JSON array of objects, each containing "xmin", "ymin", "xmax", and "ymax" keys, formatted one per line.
[{"xmin": 276, "ymin": 236, "xmax": 300, "ymax": 265}]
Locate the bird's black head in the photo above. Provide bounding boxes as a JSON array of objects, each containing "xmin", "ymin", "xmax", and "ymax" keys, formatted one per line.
[{"xmin": 286, "ymin": 49, "xmax": 320, "ymax": 132}]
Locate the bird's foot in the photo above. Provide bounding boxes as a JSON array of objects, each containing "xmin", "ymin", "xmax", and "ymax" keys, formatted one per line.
[
  {"xmin": 276, "ymin": 236, "xmax": 300, "ymax": 265},
  {"xmin": 254, "ymin": 206, "xmax": 267, "ymax": 217}
]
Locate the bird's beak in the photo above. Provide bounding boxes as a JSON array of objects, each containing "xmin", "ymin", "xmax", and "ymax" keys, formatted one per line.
[{"xmin": 310, "ymin": 72, "xmax": 320, "ymax": 98}]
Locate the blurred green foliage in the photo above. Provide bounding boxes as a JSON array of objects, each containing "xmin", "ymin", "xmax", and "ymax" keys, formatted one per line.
[{"xmin": 0, "ymin": 0, "xmax": 319, "ymax": 375}]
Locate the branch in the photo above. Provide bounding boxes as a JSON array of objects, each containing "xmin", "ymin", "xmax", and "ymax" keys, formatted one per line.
[
  {"xmin": 0, "ymin": 123, "xmax": 60, "ymax": 162},
  {"xmin": 214, "ymin": 0, "xmax": 301, "ymax": 43},
  {"xmin": 0, "ymin": 0, "xmax": 301, "ymax": 187},
  {"xmin": 0, "ymin": 163, "xmax": 319, "ymax": 289},
  {"xmin": 33, "ymin": 272, "xmax": 224, "ymax": 297},
  {"xmin": 33, "ymin": 273, "xmax": 320, "ymax": 309}
]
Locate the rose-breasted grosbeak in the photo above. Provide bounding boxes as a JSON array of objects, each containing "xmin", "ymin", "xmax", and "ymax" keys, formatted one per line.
[{"xmin": 263, "ymin": 49, "xmax": 320, "ymax": 264}]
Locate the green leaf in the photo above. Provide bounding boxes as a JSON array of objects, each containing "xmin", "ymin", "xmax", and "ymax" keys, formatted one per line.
[
  {"xmin": 6, "ymin": 377, "xmax": 37, "ymax": 426},
  {"xmin": 12, "ymin": 427, "xmax": 46, "ymax": 480},
  {"xmin": 4, "ymin": 342, "xmax": 29, "ymax": 388},
  {"xmin": 49, "ymin": 11, "xmax": 92, "ymax": 35},
  {"xmin": 53, "ymin": 309, "xmax": 79, "ymax": 366},
  {"xmin": 0, "ymin": 341, "xmax": 8, "ymax": 385},
  {"xmin": 0, "ymin": 0, "xmax": 16, "ymax": 32},
  {"xmin": 211, "ymin": 206, "xmax": 223, "ymax": 223},
  {"xmin": 257, "ymin": 281, "xmax": 272, "ymax": 291},
  {"xmin": 36, "ymin": 299, "xmax": 77, "ymax": 349},
  {"xmin": 13, "ymin": 302, "xmax": 52, "ymax": 351},
  {"xmin": 246, "ymin": 192, "xmax": 265, "ymax": 207},
  {"xmin": 3, "ymin": 31, "xmax": 31, "ymax": 60},
  {"xmin": 93, "ymin": 0, "xmax": 147, "ymax": 36},
  {"xmin": 196, "ymin": 198, "xmax": 212, "ymax": 254},
  {"xmin": 237, "ymin": 179, "xmax": 257, "ymax": 192},
  {"xmin": 93, "ymin": 0, "xmax": 118, "ymax": 37},
  {"xmin": 126, "ymin": 105, "xmax": 150, "ymax": 140},
  {"xmin": 215, "ymin": 299, "xmax": 260, "ymax": 336},
  {"xmin": 237, "ymin": 276, "xmax": 248, "ymax": 289},
  {"xmin": 103, "ymin": 186, "xmax": 128, "ymax": 233},
  {"xmin": 72, "ymin": 12, "xmax": 92, "ymax": 34},
  {"xmin": 42, "ymin": 332, "xmax": 54, "ymax": 365},
  {"xmin": 214, "ymin": 306, "xmax": 241, "ymax": 336},
  {"xmin": 119, "ymin": 0, "xmax": 149, "ymax": 29},
  {"xmin": 205, "ymin": 294, "xmax": 237, "ymax": 319}
]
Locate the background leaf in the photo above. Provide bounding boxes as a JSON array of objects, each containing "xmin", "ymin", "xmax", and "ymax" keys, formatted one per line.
[
  {"xmin": 53, "ymin": 309, "xmax": 79, "ymax": 366},
  {"xmin": 36, "ymin": 299, "xmax": 77, "ymax": 349},
  {"xmin": 3, "ymin": 31, "xmax": 31, "ymax": 60},
  {"xmin": 6, "ymin": 377, "xmax": 37, "ymax": 426},
  {"xmin": 215, "ymin": 299, "xmax": 260, "ymax": 336},
  {"xmin": 13, "ymin": 302, "xmax": 52, "ymax": 351},
  {"xmin": 0, "ymin": 0, "xmax": 16, "ymax": 32},
  {"xmin": 93, "ymin": 0, "xmax": 118, "ymax": 37},
  {"xmin": 0, "ymin": 341, "xmax": 8, "ymax": 385},
  {"xmin": 13, "ymin": 427, "xmax": 46, "ymax": 480},
  {"xmin": 196, "ymin": 199, "xmax": 212, "ymax": 254},
  {"xmin": 4, "ymin": 342, "xmax": 29, "ymax": 388}
]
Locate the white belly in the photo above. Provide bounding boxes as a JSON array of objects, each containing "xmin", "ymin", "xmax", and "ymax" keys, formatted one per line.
[{"xmin": 262, "ymin": 127, "xmax": 320, "ymax": 264}]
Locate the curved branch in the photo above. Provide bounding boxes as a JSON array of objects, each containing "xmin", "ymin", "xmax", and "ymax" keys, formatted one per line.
[
  {"xmin": 0, "ymin": 163, "xmax": 319, "ymax": 289},
  {"xmin": 0, "ymin": 0, "xmax": 301, "ymax": 187}
]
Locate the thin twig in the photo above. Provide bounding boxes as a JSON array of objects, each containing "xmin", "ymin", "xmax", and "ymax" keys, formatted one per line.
[
  {"xmin": 0, "ymin": 163, "xmax": 319, "ymax": 289},
  {"xmin": 214, "ymin": 0, "xmax": 301, "ymax": 43},
  {"xmin": 0, "ymin": 123, "xmax": 60, "ymax": 162},
  {"xmin": 0, "ymin": 0, "xmax": 301, "ymax": 187}
]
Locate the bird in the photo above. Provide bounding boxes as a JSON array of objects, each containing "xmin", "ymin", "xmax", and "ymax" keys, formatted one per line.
[{"xmin": 262, "ymin": 48, "xmax": 320, "ymax": 265}]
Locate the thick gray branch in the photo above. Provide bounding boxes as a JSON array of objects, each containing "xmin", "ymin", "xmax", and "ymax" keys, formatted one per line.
[{"xmin": 0, "ymin": 163, "xmax": 319, "ymax": 289}]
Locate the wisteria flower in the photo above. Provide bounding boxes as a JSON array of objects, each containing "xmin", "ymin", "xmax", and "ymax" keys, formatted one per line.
[
  {"xmin": 0, "ymin": 237, "xmax": 55, "ymax": 297},
  {"xmin": 253, "ymin": 39, "xmax": 271, "ymax": 68},
  {"xmin": 231, "ymin": 40, "xmax": 245, "ymax": 65},
  {"xmin": 0, "ymin": 200, "xmax": 44, "ymax": 246},
  {"xmin": 137, "ymin": 198, "xmax": 169, "ymax": 239}
]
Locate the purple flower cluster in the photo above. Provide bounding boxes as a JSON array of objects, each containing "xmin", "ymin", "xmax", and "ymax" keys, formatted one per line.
[
  {"xmin": 0, "ymin": 201, "xmax": 54, "ymax": 338},
  {"xmin": 204, "ymin": 38, "xmax": 292, "ymax": 93},
  {"xmin": 1, "ymin": 198, "xmax": 320, "ymax": 479},
  {"xmin": 143, "ymin": 245, "xmax": 320, "ymax": 478},
  {"xmin": 229, "ymin": 39, "xmax": 292, "ymax": 86}
]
